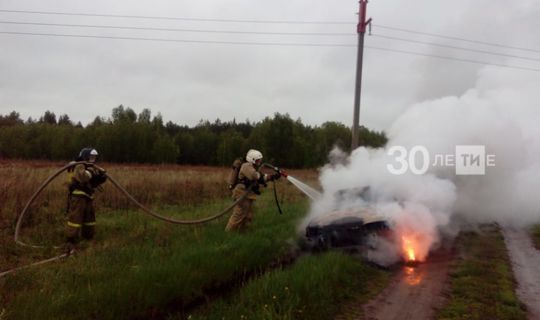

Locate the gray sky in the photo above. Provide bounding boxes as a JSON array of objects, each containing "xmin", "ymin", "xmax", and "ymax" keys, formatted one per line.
[{"xmin": 1, "ymin": 0, "xmax": 539, "ymax": 130}]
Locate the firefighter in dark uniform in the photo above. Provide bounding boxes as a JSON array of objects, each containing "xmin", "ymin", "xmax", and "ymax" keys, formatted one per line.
[{"xmin": 65, "ymin": 147, "xmax": 107, "ymax": 252}]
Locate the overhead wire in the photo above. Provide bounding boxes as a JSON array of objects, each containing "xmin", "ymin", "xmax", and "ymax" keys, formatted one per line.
[
  {"xmin": 371, "ymin": 33, "xmax": 540, "ymax": 62},
  {"xmin": 0, "ymin": 8, "xmax": 539, "ymax": 53},
  {"xmin": 1, "ymin": 30, "xmax": 539, "ymax": 72},
  {"xmin": 0, "ymin": 9, "xmax": 539, "ymax": 72},
  {"xmin": 0, "ymin": 9, "xmax": 352, "ymax": 25},
  {"xmin": 365, "ymin": 45, "xmax": 540, "ymax": 72},
  {"xmin": 0, "ymin": 20, "xmax": 353, "ymax": 36},
  {"xmin": 0, "ymin": 30, "xmax": 355, "ymax": 47},
  {"xmin": 373, "ymin": 24, "xmax": 540, "ymax": 54},
  {"xmin": 2, "ymin": 31, "xmax": 539, "ymax": 72},
  {"xmin": 1, "ymin": 19, "xmax": 538, "ymax": 63}
]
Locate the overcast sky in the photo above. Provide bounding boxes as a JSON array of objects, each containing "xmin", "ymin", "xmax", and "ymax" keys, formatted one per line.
[{"xmin": 1, "ymin": 0, "xmax": 539, "ymax": 130}]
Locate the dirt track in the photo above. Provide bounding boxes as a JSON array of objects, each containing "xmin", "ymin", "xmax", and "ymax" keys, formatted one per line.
[
  {"xmin": 362, "ymin": 249, "xmax": 452, "ymax": 320},
  {"xmin": 336, "ymin": 248, "xmax": 452, "ymax": 320},
  {"xmin": 502, "ymin": 227, "xmax": 540, "ymax": 320}
]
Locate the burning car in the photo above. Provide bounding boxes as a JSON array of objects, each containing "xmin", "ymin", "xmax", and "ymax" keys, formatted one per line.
[
  {"xmin": 302, "ymin": 206, "xmax": 403, "ymax": 267},
  {"xmin": 300, "ymin": 187, "xmax": 402, "ymax": 266},
  {"xmin": 304, "ymin": 207, "xmax": 391, "ymax": 250}
]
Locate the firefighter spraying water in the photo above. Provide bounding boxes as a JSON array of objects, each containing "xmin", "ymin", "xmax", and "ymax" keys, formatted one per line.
[{"xmin": 225, "ymin": 149, "xmax": 281, "ymax": 232}]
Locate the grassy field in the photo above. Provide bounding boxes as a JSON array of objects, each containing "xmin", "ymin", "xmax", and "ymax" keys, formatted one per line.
[
  {"xmin": 181, "ymin": 252, "xmax": 390, "ymax": 320},
  {"xmin": 437, "ymin": 224, "xmax": 527, "ymax": 320},
  {"xmin": 531, "ymin": 224, "xmax": 540, "ymax": 250},
  {"xmin": 0, "ymin": 161, "xmax": 389, "ymax": 320},
  {"xmin": 1, "ymin": 198, "xmax": 310, "ymax": 319},
  {"xmin": 0, "ymin": 161, "xmax": 316, "ymax": 271}
]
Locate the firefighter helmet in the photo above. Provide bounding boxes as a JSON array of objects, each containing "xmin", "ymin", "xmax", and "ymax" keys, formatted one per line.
[
  {"xmin": 78, "ymin": 148, "xmax": 99, "ymax": 162},
  {"xmin": 246, "ymin": 149, "xmax": 263, "ymax": 165}
]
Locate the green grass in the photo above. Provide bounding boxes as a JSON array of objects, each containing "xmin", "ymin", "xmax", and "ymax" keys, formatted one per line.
[
  {"xmin": 0, "ymin": 195, "xmax": 308, "ymax": 320},
  {"xmin": 181, "ymin": 252, "xmax": 389, "ymax": 320},
  {"xmin": 531, "ymin": 224, "xmax": 540, "ymax": 250},
  {"xmin": 437, "ymin": 224, "xmax": 527, "ymax": 320}
]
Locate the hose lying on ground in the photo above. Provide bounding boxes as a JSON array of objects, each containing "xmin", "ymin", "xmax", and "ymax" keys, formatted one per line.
[
  {"xmin": 14, "ymin": 161, "xmax": 249, "ymax": 249},
  {"xmin": 0, "ymin": 253, "xmax": 69, "ymax": 278}
]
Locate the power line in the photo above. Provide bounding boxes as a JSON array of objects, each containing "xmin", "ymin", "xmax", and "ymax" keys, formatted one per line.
[
  {"xmin": 0, "ymin": 9, "xmax": 352, "ymax": 25},
  {"xmin": 0, "ymin": 20, "xmax": 353, "ymax": 36},
  {"xmin": 372, "ymin": 34, "xmax": 540, "ymax": 62},
  {"xmin": 0, "ymin": 30, "xmax": 355, "ymax": 47},
  {"xmin": 373, "ymin": 24, "xmax": 540, "ymax": 54},
  {"xmin": 2, "ymin": 8, "xmax": 540, "ymax": 54},
  {"xmin": 1, "ymin": 30, "xmax": 538, "ymax": 72},
  {"xmin": 3, "ymin": 20, "xmax": 537, "ymax": 63},
  {"xmin": 365, "ymin": 45, "xmax": 540, "ymax": 72},
  {"xmin": 2, "ymin": 8, "xmax": 539, "ymax": 54}
]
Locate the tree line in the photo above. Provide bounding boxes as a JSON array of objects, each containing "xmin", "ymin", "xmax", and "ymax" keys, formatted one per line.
[{"xmin": 0, "ymin": 106, "xmax": 387, "ymax": 168}]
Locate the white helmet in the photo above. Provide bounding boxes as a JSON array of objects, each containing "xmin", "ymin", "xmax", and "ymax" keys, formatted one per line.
[
  {"xmin": 79, "ymin": 147, "xmax": 99, "ymax": 161},
  {"xmin": 246, "ymin": 149, "xmax": 263, "ymax": 164}
]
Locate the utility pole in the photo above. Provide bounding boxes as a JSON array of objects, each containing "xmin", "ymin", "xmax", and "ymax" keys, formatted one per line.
[{"xmin": 351, "ymin": 0, "xmax": 371, "ymax": 150}]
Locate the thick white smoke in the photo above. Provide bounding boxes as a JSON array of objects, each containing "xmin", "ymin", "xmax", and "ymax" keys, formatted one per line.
[{"xmin": 303, "ymin": 67, "xmax": 540, "ymax": 262}]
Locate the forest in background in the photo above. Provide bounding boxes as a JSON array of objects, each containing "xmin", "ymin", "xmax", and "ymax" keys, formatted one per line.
[{"xmin": 0, "ymin": 106, "xmax": 387, "ymax": 168}]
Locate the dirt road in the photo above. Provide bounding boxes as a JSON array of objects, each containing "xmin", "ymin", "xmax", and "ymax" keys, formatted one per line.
[
  {"xmin": 502, "ymin": 227, "xmax": 540, "ymax": 320},
  {"xmin": 337, "ymin": 248, "xmax": 453, "ymax": 320}
]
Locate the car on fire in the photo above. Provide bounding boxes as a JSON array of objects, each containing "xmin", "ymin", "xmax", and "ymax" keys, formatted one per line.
[
  {"xmin": 301, "ymin": 187, "xmax": 398, "ymax": 265},
  {"xmin": 304, "ymin": 207, "xmax": 391, "ymax": 250}
]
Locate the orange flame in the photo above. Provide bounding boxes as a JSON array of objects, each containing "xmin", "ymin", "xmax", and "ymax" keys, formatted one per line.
[{"xmin": 402, "ymin": 236, "xmax": 416, "ymax": 261}]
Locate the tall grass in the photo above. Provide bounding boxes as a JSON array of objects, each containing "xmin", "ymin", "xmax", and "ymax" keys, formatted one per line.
[
  {"xmin": 437, "ymin": 224, "xmax": 527, "ymax": 320},
  {"xmin": 183, "ymin": 252, "xmax": 389, "ymax": 320},
  {"xmin": 1, "ymin": 195, "xmax": 310, "ymax": 320}
]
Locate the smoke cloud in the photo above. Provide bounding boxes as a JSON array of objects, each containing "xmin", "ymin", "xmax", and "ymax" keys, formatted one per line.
[{"xmin": 302, "ymin": 66, "xmax": 540, "ymax": 263}]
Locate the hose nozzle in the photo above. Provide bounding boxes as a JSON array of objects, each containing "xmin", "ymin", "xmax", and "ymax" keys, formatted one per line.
[{"xmin": 263, "ymin": 163, "xmax": 288, "ymax": 178}]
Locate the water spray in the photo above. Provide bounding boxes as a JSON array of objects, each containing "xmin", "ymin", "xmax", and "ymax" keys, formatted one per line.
[
  {"xmin": 286, "ymin": 176, "xmax": 321, "ymax": 201},
  {"xmin": 262, "ymin": 163, "xmax": 321, "ymax": 205}
]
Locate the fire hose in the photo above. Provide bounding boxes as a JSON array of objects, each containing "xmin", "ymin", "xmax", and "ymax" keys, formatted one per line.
[
  {"xmin": 0, "ymin": 252, "xmax": 70, "ymax": 278},
  {"xmin": 262, "ymin": 163, "xmax": 288, "ymax": 215},
  {"xmin": 14, "ymin": 161, "xmax": 250, "ymax": 249},
  {"xmin": 4, "ymin": 161, "xmax": 286, "ymax": 277}
]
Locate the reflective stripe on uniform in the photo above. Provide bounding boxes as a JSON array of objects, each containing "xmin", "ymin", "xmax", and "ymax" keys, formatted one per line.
[
  {"xmin": 83, "ymin": 222, "xmax": 96, "ymax": 226},
  {"xmin": 71, "ymin": 190, "xmax": 93, "ymax": 199},
  {"xmin": 67, "ymin": 221, "xmax": 82, "ymax": 228}
]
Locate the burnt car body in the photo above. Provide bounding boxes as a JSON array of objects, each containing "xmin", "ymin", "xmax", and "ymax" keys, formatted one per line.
[
  {"xmin": 304, "ymin": 207, "xmax": 391, "ymax": 250},
  {"xmin": 291, "ymin": 183, "xmax": 400, "ymax": 266}
]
